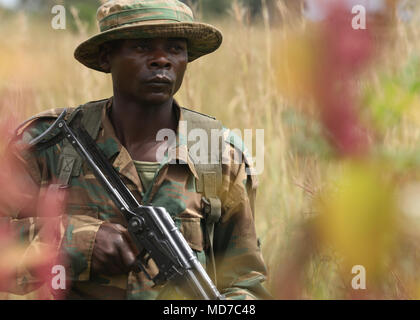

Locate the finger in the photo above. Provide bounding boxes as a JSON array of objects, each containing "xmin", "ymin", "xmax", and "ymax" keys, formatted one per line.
[
  {"xmin": 113, "ymin": 223, "xmax": 141, "ymax": 256},
  {"xmin": 113, "ymin": 223, "xmax": 128, "ymax": 233},
  {"xmin": 117, "ymin": 238, "xmax": 138, "ymax": 273},
  {"xmin": 106, "ymin": 223, "xmax": 140, "ymax": 272},
  {"xmin": 93, "ymin": 224, "xmax": 129, "ymax": 276},
  {"xmin": 123, "ymin": 233, "xmax": 141, "ymax": 256}
]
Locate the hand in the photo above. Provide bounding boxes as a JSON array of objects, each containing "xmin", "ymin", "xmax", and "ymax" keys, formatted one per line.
[{"xmin": 91, "ymin": 223, "xmax": 140, "ymax": 276}]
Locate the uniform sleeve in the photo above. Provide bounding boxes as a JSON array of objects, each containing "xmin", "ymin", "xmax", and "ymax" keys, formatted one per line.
[
  {"xmin": 1, "ymin": 122, "xmax": 104, "ymax": 296},
  {"xmin": 213, "ymin": 147, "xmax": 271, "ymax": 300}
]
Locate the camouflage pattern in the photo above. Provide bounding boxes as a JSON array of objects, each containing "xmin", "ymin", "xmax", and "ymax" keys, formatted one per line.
[
  {"xmin": 5, "ymin": 98, "xmax": 269, "ymax": 300},
  {"xmin": 74, "ymin": 0, "xmax": 223, "ymax": 72},
  {"xmin": 98, "ymin": 0, "xmax": 195, "ymax": 32}
]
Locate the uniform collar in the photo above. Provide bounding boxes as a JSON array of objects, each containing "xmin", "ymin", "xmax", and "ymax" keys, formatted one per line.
[{"xmin": 97, "ymin": 97, "xmax": 199, "ymax": 180}]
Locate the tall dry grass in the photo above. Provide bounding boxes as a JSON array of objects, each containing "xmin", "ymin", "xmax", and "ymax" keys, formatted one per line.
[{"xmin": 2, "ymin": 1, "xmax": 420, "ymax": 299}]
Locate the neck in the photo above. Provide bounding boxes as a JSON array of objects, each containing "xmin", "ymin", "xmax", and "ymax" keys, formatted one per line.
[{"xmin": 110, "ymin": 93, "xmax": 177, "ymax": 148}]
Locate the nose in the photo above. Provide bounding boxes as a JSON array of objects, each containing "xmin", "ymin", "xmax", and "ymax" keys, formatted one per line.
[{"xmin": 149, "ymin": 49, "xmax": 172, "ymax": 69}]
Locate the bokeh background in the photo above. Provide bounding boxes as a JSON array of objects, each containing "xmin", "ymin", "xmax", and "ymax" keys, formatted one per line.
[{"xmin": 2, "ymin": 0, "xmax": 420, "ymax": 299}]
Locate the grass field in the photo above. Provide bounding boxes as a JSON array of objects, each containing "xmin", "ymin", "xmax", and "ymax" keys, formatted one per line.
[{"xmin": 2, "ymin": 1, "xmax": 420, "ymax": 299}]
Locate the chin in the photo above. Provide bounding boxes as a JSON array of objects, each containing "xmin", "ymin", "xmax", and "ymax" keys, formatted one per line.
[{"xmin": 141, "ymin": 94, "xmax": 172, "ymax": 106}]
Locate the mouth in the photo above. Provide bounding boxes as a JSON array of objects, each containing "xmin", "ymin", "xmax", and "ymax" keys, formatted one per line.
[{"xmin": 146, "ymin": 76, "xmax": 172, "ymax": 85}]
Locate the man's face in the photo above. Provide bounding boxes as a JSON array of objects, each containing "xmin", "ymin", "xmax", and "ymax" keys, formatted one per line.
[{"xmin": 104, "ymin": 38, "xmax": 188, "ymax": 106}]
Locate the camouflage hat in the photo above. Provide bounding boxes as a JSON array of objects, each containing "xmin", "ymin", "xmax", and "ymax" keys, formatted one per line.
[{"xmin": 74, "ymin": 0, "xmax": 223, "ymax": 73}]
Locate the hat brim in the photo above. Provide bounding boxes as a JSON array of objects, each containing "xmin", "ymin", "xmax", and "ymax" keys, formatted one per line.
[{"xmin": 74, "ymin": 22, "xmax": 223, "ymax": 73}]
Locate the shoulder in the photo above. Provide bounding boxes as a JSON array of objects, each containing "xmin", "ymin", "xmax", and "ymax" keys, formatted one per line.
[
  {"xmin": 14, "ymin": 98, "xmax": 110, "ymax": 144},
  {"xmin": 222, "ymin": 128, "xmax": 254, "ymax": 169},
  {"xmin": 179, "ymin": 106, "xmax": 251, "ymax": 161},
  {"xmin": 180, "ymin": 106, "xmax": 258, "ymax": 189},
  {"xmin": 15, "ymin": 108, "xmax": 68, "ymax": 137},
  {"xmin": 180, "ymin": 107, "xmax": 218, "ymax": 126},
  {"xmin": 221, "ymin": 127, "xmax": 258, "ymax": 189},
  {"xmin": 11, "ymin": 107, "xmax": 73, "ymax": 149}
]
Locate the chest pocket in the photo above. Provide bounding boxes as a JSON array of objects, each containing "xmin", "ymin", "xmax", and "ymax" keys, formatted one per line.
[{"xmin": 174, "ymin": 216, "xmax": 204, "ymax": 252}]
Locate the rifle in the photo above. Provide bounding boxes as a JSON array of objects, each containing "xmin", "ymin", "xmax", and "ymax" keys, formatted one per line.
[{"xmin": 32, "ymin": 109, "xmax": 224, "ymax": 300}]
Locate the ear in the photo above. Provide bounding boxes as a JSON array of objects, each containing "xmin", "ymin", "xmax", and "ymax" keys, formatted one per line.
[{"xmin": 98, "ymin": 45, "xmax": 112, "ymax": 73}]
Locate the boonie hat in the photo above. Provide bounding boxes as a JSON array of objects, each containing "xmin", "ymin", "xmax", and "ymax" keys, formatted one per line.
[{"xmin": 74, "ymin": 0, "xmax": 223, "ymax": 73}]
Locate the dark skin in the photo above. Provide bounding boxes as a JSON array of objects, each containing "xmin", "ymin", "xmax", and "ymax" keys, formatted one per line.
[{"xmin": 91, "ymin": 37, "xmax": 188, "ymax": 276}]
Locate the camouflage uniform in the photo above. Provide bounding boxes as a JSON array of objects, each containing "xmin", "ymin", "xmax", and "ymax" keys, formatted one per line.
[{"xmin": 6, "ymin": 98, "xmax": 269, "ymax": 300}]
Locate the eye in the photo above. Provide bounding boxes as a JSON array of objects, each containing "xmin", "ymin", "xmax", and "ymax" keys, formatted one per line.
[
  {"xmin": 168, "ymin": 43, "xmax": 186, "ymax": 54},
  {"xmin": 134, "ymin": 42, "xmax": 150, "ymax": 51}
]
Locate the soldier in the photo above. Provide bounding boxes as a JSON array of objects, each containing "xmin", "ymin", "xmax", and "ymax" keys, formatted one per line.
[{"xmin": 6, "ymin": 0, "xmax": 269, "ymax": 299}]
